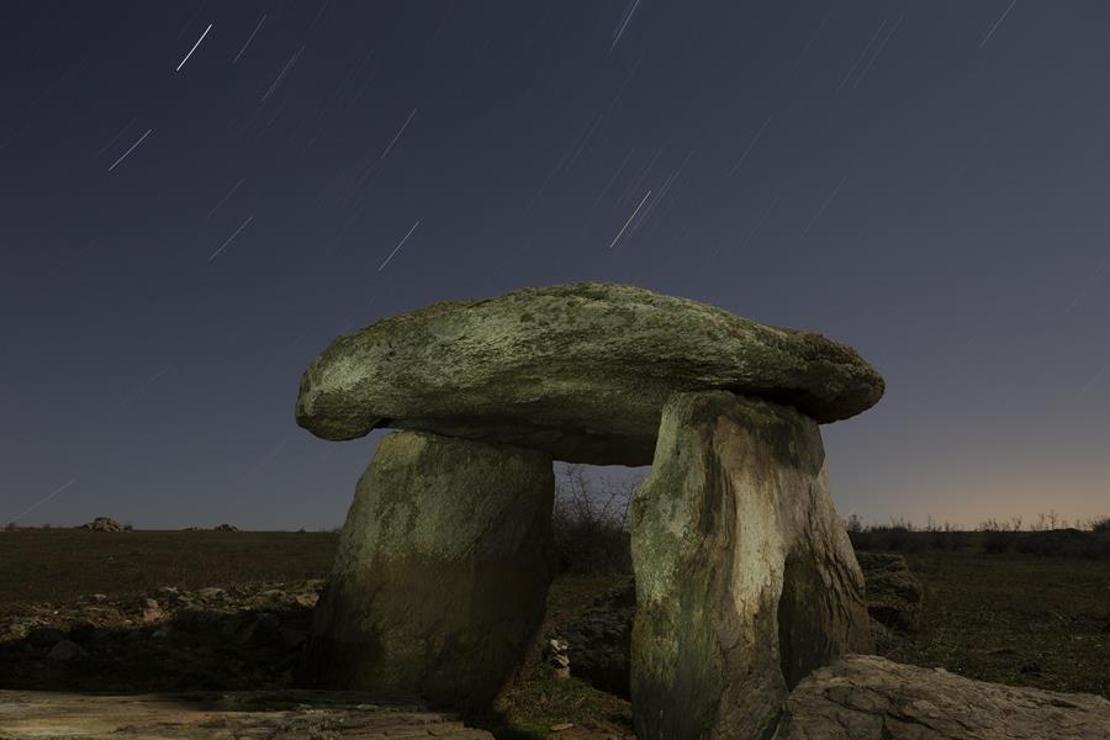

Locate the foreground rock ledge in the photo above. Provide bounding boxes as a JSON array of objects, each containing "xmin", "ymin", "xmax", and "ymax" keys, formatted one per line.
[
  {"xmin": 295, "ymin": 282, "xmax": 884, "ymax": 465},
  {"xmin": 302, "ymin": 430, "xmax": 554, "ymax": 710},
  {"xmin": 630, "ymin": 391, "xmax": 872, "ymax": 740},
  {"xmin": 0, "ymin": 690, "xmax": 492, "ymax": 739},
  {"xmin": 774, "ymin": 654, "xmax": 1110, "ymax": 739}
]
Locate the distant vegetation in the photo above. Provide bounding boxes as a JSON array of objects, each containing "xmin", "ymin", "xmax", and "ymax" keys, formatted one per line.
[
  {"xmin": 548, "ymin": 464, "xmax": 1110, "ymax": 565},
  {"xmin": 846, "ymin": 512, "xmax": 1110, "ymax": 559}
]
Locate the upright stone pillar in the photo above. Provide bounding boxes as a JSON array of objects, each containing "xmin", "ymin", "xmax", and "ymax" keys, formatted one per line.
[
  {"xmin": 630, "ymin": 391, "xmax": 872, "ymax": 739},
  {"xmin": 302, "ymin": 430, "xmax": 554, "ymax": 710}
]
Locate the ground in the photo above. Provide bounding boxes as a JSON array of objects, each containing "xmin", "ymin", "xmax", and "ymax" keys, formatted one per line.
[
  {"xmin": 886, "ymin": 550, "xmax": 1110, "ymax": 697},
  {"xmin": 1, "ymin": 529, "xmax": 1108, "ymax": 738}
]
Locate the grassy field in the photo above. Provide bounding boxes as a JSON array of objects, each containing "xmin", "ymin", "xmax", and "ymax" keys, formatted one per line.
[
  {"xmin": 0, "ymin": 529, "xmax": 337, "ymax": 616},
  {"xmin": 2, "ymin": 529, "xmax": 1109, "ymax": 736},
  {"xmin": 888, "ymin": 550, "xmax": 1110, "ymax": 698}
]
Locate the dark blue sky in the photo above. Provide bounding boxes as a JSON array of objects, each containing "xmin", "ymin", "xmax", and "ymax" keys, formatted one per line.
[{"xmin": 3, "ymin": 1, "xmax": 1108, "ymax": 529}]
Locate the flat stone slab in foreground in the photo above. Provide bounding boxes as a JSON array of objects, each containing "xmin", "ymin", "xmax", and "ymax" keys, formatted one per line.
[
  {"xmin": 774, "ymin": 655, "xmax": 1110, "ymax": 739},
  {"xmin": 0, "ymin": 689, "xmax": 492, "ymax": 739},
  {"xmin": 296, "ymin": 282, "xmax": 884, "ymax": 465}
]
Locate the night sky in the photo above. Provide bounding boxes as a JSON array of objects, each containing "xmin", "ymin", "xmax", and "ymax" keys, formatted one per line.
[{"xmin": 3, "ymin": 1, "xmax": 1109, "ymax": 530}]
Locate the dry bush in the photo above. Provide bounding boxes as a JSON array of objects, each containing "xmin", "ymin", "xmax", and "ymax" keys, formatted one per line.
[{"xmin": 550, "ymin": 465, "xmax": 641, "ymax": 575}]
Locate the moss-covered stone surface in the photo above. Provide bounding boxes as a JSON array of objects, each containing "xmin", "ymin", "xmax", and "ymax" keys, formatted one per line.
[
  {"xmin": 629, "ymin": 391, "xmax": 871, "ymax": 739},
  {"xmin": 302, "ymin": 430, "xmax": 554, "ymax": 711},
  {"xmin": 295, "ymin": 282, "xmax": 884, "ymax": 465}
]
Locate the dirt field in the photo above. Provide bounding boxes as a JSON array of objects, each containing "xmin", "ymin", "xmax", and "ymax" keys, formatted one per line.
[{"xmin": 2, "ymin": 528, "xmax": 1108, "ymax": 738}]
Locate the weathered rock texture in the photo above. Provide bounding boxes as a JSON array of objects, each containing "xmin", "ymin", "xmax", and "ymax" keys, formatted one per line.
[
  {"xmin": 0, "ymin": 689, "xmax": 492, "ymax": 739},
  {"xmin": 295, "ymin": 282, "xmax": 884, "ymax": 465},
  {"xmin": 302, "ymin": 430, "xmax": 554, "ymax": 710},
  {"xmin": 773, "ymin": 654, "xmax": 1110, "ymax": 739},
  {"xmin": 630, "ymin": 391, "xmax": 872, "ymax": 740}
]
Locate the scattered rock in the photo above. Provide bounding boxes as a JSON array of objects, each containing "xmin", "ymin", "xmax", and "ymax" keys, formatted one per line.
[
  {"xmin": 0, "ymin": 580, "xmax": 327, "ymax": 692},
  {"xmin": 773, "ymin": 654, "xmax": 1110, "ymax": 739},
  {"xmin": 295, "ymin": 282, "xmax": 885, "ymax": 465},
  {"xmin": 557, "ymin": 579, "xmax": 635, "ymax": 697}
]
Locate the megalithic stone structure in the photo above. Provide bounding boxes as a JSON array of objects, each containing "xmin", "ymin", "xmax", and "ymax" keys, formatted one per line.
[
  {"xmin": 630, "ymin": 391, "xmax": 872, "ymax": 739},
  {"xmin": 294, "ymin": 282, "xmax": 884, "ymax": 724}
]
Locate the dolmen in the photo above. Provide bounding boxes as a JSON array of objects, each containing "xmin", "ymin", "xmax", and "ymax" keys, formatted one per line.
[{"xmin": 295, "ymin": 282, "xmax": 884, "ymax": 737}]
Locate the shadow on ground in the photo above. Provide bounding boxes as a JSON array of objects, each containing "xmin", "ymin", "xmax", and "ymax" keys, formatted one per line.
[{"xmin": 0, "ymin": 581, "xmax": 323, "ymax": 692}]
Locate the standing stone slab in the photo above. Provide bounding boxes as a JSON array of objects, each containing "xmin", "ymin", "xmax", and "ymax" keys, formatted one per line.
[
  {"xmin": 630, "ymin": 391, "xmax": 871, "ymax": 740},
  {"xmin": 302, "ymin": 430, "xmax": 554, "ymax": 710}
]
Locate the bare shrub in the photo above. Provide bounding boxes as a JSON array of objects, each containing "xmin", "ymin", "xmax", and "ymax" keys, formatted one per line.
[
  {"xmin": 979, "ymin": 519, "xmax": 1018, "ymax": 554},
  {"xmin": 550, "ymin": 465, "xmax": 641, "ymax": 575},
  {"xmin": 882, "ymin": 518, "xmax": 921, "ymax": 552}
]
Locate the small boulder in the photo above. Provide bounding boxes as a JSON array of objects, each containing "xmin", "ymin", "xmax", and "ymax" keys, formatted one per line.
[
  {"xmin": 856, "ymin": 552, "xmax": 924, "ymax": 632},
  {"xmin": 27, "ymin": 627, "xmax": 68, "ymax": 648},
  {"xmin": 46, "ymin": 639, "xmax": 87, "ymax": 663},
  {"xmin": 280, "ymin": 627, "xmax": 308, "ymax": 649},
  {"xmin": 79, "ymin": 517, "xmax": 125, "ymax": 532},
  {"xmin": 68, "ymin": 622, "xmax": 98, "ymax": 643}
]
